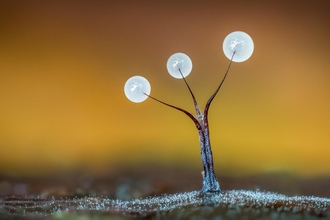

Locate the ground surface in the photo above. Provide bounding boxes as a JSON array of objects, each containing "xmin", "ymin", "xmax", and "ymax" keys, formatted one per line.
[{"xmin": 0, "ymin": 166, "xmax": 329, "ymax": 219}]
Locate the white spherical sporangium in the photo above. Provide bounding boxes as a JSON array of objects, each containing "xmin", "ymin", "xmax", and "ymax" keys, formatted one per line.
[
  {"xmin": 166, "ymin": 53, "xmax": 193, "ymax": 79},
  {"xmin": 223, "ymin": 31, "xmax": 254, "ymax": 62},
  {"xmin": 124, "ymin": 76, "xmax": 151, "ymax": 103}
]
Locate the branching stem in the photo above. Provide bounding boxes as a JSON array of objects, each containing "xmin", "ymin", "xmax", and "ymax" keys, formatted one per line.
[{"xmin": 146, "ymin": 52, "xmax": 235, "ymax": 193}]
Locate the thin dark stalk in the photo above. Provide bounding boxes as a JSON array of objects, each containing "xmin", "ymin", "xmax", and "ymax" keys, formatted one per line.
[
  {"xmin": 204, "ymin": 52, "xmax": 235, "ymax": 117},
  {"xmin": 178, "ymin": 69, "xmax": 201, "ymax": 116},
  {"xmin": 144, "ymin": 93, "xmax": 201, "ymax": 130}
]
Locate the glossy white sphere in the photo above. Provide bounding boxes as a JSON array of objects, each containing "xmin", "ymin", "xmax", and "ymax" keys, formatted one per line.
[
  {"xmin": 223, "ymin": 31, "xmax": 254, "ymax": 62},
  {"xmin": 166, "ymin": 53, "xmax": 192, "ymax": 79},
  {"xmin": 124, "ymin": 76, "xmax": 151, "ymax": 103}
]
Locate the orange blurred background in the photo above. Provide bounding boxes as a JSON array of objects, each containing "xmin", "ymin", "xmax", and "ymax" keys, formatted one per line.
[{"xmin": 0, "ymin": 0, "xmax": 329, "ymax": 177}]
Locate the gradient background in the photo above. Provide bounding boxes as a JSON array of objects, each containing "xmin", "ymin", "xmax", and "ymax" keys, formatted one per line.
[{"xmin": 0, "ymin": 0, "xmax": 329, "ymax": 177}]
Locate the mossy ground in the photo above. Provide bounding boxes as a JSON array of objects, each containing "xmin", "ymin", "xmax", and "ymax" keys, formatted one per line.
[{"xmin": 0, "ymin": 167, "xmax": 329, "ymax": 219}]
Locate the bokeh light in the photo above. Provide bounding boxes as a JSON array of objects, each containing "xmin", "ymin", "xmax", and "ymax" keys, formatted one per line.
[{"xmin": 0, "ymin": 0, "xmax": 329, "ymax": 177}]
